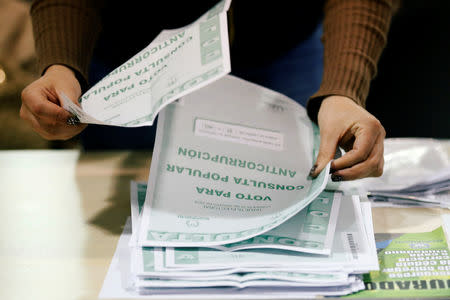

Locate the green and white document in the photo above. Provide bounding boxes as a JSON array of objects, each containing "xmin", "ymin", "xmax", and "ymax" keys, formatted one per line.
[
  {"xmin": 61, "ymin": 0, "xmax": 231, "ymax": 127},
  {"xmin": 131, "ymin": 181, "xmax": 341, "ymax": 254},
  {"xmin": 162, "ymin": 196, "xmax": 377, "ymax": 273},
  {"xmin": 135, "ymin": 272, "xmax": 354, "ymax": 289},
  {"xmin": 132, "ymin": 247, "xmax": 349, "ymax": 281},
  {"xmin": 137, "ymin": 75, "xmax": 331, "ymax": 248},
  {"xmin": 211, "ymin": 190, "xmax": 341, "ymax": 254}
]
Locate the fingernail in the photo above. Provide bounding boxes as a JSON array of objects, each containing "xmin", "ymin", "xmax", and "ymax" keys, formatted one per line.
[
  {"xmin": 66, "ymin": 116, "xmax": 80, "ymax": 125},
  {"xmin": 329, "ymin": 168, "xmax": 336, "ymax": 174},
  {"xmin": 331, "ymin": 174, "xmax": 343, "ymax": 182},
  {"xmin": 334, "ymin": 148, "xmax": 342, "ymax": 159},
  {"xmin": 308, "ymin": 165, "xmax": 317, "ymax": 177}
]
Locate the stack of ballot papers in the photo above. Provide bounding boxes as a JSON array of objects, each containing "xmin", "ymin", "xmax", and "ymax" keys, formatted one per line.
[
  {"xmin": 341, "ymin": 138, "xmax": 450, "ymax": 208},
  {"xmin": 99, "ymin": 75, "xmax": 379, "ymax": 298},
  {"xmin": 121, "ymin": 183, "xmax": 378, "ymax": 298}
]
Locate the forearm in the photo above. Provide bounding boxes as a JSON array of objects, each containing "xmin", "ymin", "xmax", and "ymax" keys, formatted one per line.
[
  {"xmin": 307, "ymin": 0, "xmax": 396, "ymax": 122},
  {"xmin": 31, "ymin": 0, "xmax": 104, "ymax": 90}
]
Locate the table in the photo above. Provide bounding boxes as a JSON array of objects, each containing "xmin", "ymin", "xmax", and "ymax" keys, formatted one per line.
[
  {"xmin": 0, "ymin": 150, "xmax": 151, "ymax": 300},
  {"xmin": 0, "ymin": 144, "xmax": 448, "ymax": 300}
]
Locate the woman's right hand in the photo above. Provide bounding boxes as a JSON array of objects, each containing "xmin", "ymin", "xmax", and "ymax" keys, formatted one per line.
[{"xmin": 20, "ymin": 64, "xmax": 87, "ymax": 140}]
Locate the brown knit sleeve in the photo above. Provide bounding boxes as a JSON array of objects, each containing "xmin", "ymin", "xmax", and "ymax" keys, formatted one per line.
[
  {"xmin": 30, "ymin": 0, "xmax": 104, "ymax": 89},
  {"xmin": 307, "ymin": 0, "xmax": 395, "ymax": 123}
]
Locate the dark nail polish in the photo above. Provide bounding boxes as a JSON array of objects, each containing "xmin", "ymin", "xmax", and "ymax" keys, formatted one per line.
[
  {"xmin": 329, "ymin": 168, "xmax": 336, "ymax": 174},
  {"xmin": 331, "ymin": 174, "xmax": 343, "ymax": 182},
  {"xmin": 309, "ymin": 165, "xmax": 317, "ymax": 176},
  {"xmin": 66, "ymin": 117, "xmax": 74, "ymax": 125},
  {"xmin": 66, "ymin": 116, "xmax": 80, "ymax": 126},
  {"xmin": 334, "ymin": 148, "xmax": 342, "ymax": 159}
]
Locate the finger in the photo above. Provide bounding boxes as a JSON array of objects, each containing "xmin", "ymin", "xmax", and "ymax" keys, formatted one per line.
[
  {"xmin": 21, "ymin": 104, "xmax": 86, "ymax": 140},
  {"xmin": 38, "ymin": 115, "xmax": 86, "ymax": 140},
  {"xmin": 20, "ymin": 105, "xmax": 55, "ymax": 140},
  {"xmin": 331, "ymin": 125, "xmax": 379, "ymax": 172},
  {"xmin": 331, "ymin": 133, "xmax": 384, "ymax": 181},
  {"xmin": 310, "ymin": 131, "xmax": 339, "ymax": 178},
  {"xmin": 22, "ymin": 89, "xmax": 72, "ymax": 124}
]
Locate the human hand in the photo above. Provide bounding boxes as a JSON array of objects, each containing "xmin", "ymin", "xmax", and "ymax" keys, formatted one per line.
[
  {"xmin": 309, "ymin": 95, "xmax": 385, "ymax": 181},
  {"xmin": 20, "ymin": 64, "xmax": 87, "ymax": 140}
]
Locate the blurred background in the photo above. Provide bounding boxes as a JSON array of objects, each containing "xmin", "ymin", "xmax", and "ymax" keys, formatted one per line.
[
  {"xmin": 0, "ymin": 0, "xmax": 79, "ymax": 149},
  {"xmin": 366, "ymin": 0, "xmax": 450, "ymax": 139},
  {"xmin": 0, "ymin": 0, "xmax": 448, "ymax": 150}
]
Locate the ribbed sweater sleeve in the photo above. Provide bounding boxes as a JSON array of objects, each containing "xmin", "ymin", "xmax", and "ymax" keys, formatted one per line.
[
  {"xmin": 307, "ymin": 0, "xmax": 395, "ymax": 122},
  {"xmin": 30, "ymin": 0, "xmax": 104, "ymax": 89}
]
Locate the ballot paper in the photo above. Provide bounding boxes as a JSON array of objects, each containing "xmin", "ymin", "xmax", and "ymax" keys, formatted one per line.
[
  {"xmin": 61, "ymin": 0, "xmax": 231, "ymax": 127},
  {"xmin": 132, "ymin": 181, "xmax": 341, "ymax": 254},
  {"xmin": 211, "ymin": 189, "xmax": 341, "ymax": 254},
  {"xmin": 162, "ymin": 196, "xmax": 377, "ymax": 273},
  {"xmin": 133, "ymin": 247, "xmax": 351, "ymax": 282},
  {"xmin": 135, "ymin": 275, "xmax": 357, "ymax": 289},
  {"xmin": 137, "ymin": 75, "xmax": 330, "ymax": 248}
]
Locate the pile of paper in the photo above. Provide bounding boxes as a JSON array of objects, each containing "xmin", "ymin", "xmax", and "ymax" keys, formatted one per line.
[
  {"xmin": 124, "ymin": 182, "xmax": 378, "ymax": 298},
  {"xmin": 341, "ymin": 138, "xmax": 450, "ymax": 208}
]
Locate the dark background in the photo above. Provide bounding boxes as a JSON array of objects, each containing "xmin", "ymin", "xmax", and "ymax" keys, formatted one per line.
[{"xmin": 366, "ymin": 0, "xmax": 450, "ymax": 139}]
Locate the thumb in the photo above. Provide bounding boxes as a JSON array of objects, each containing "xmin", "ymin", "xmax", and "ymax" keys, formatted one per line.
[
  {"xmin": 309, "ymin": 130, "xmax": 338, "ymax": 178},
  {"xmin": 59, "ymin": 89, "xmax": 81, "ymax": 108}
]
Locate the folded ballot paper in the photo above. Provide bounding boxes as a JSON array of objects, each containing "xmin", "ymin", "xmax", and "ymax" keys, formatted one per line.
[{"xmin": 99, "ymin": 74, "xmax": 379, "ymax": 298}]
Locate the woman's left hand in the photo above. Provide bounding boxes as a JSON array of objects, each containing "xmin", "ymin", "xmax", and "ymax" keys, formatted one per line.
[{"xmin": 309, "ymin": 95, "xmax": 386, "ymax": 181}]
